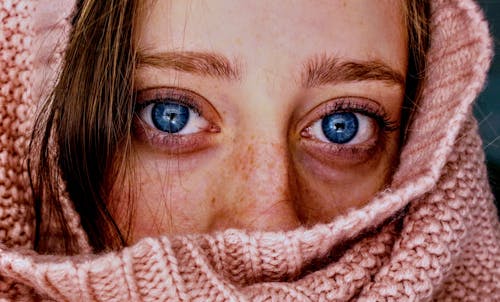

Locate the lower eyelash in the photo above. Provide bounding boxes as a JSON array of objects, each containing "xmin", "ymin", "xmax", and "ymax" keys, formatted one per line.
[{"xmin": 132, "ymin": 117, "xmax": 219, "ymax": 154}]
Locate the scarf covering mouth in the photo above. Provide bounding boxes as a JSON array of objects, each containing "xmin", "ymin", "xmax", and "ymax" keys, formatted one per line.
[{"xmin": 0, "ymin": 0, "xmax": 499, "ymax": 301}]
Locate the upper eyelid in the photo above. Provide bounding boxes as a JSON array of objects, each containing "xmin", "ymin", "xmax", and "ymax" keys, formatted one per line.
[
  {"xmin": 318, "ymin": 102, "xmax": 381, "ymax": 119},
  {"xmin": 134, "ymin": 88, "xmax": 207, "ymax": 116},
  {"xmin": 135, "ymin": 96, "xmax": 200, "ymax": 115},
  {"xmin": 298, "ymin": 97, "xmax": 397, "ymax": 131},
  {"xmin": 135, "ymin": 90, "xmax": 195, "ymax": 106},
  {"xmin": 318, "ymin": 98, "xmax": 385, "ymax": 115}
]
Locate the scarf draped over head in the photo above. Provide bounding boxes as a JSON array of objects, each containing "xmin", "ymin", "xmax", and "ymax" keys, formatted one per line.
[{"xmin": 0, "ymin": 0, "xmax": 498, "ymax": 300}]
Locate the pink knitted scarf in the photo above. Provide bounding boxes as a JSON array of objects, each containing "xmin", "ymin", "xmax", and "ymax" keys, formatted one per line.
[{"xmin": 0, "ymin": 0, "xmax": 499, "ymax": 301}]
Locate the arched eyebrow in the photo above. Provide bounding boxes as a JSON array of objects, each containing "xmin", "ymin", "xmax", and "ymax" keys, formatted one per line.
[
  {"xmin": 136, "ymin": 51, "xmax": 405, "ymax": 88},
  {"xmin": 302, "ymin": 55, "xmax": 405, "ymax": 88}
]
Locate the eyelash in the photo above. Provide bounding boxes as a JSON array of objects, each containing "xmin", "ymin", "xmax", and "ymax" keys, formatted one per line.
[
  {"xmin": 311, "ymin": 99, "xmax": 398, "ymax": 134},
  {"xmin": 135, "ymin": 93, "xmax": 203, "ymax": 116}
]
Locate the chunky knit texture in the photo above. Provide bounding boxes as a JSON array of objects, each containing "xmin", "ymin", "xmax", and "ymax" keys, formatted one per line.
[{"xmin": 0, "ymin": 0, "xmax": 499, "ymax": 301}]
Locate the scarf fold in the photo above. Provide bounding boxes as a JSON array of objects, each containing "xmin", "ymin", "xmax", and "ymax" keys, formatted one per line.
[{"xmin": 0, "ymin": 0, "xmax": 499, "ymax": 301}]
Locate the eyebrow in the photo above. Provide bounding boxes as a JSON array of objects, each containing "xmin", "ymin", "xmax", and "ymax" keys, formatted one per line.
[
  {"xmin": 137, "ymin": 51, "xmax": 241, "ymax": 80},
  {"xmin": 302, "ymin": 55, "xmax": 405, "ymax": 88},
  {"xmin": 136, "ymin": 51, "xmax": 405, "ymax": 88}
]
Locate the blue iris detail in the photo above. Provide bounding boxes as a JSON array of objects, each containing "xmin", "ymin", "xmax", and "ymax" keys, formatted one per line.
[
  {"xmin": 151, "ymin": 102, "xmax": 190, "ymax": 133},
  {"xmin": 321, "ymin": 112, "xmax": 359, "ymax": 144}
]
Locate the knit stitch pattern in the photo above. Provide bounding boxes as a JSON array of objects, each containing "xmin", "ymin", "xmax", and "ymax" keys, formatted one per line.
[
  {"xmin": 0, "ymin": 0, "xmax": 499, "ymax": 301},
  {"xmin": 0, "ymin": 0, "xmax": 37, "ymax": 300}
]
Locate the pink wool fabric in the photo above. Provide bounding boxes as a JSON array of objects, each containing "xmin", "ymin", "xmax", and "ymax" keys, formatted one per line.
[{"xmin": 1, "ymin": 0, "xmax": 499, "ymax": 301}]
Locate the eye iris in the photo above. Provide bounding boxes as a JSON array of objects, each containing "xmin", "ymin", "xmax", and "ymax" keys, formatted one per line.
[
  {"xmin": 321, "ymin": 112, "xmax": 358, "ymax": 144},
  {"xmin": 151, "ymin": 102, "xmax": 190, "ymax": 133}
]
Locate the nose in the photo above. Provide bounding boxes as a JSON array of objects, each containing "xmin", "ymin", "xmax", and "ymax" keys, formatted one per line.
[{"xmin": 210, "ymin": 135, "xmax": 301, "ymax": 232}]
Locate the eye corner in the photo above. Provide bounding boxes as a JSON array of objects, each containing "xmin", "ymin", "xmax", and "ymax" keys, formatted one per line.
[
  {"xmin": 299, "ymin": 126, "xmax": 312, "ymax": 138},
  {"xmin": 207, "ymin": 124, "xmax": 222, "ymax": 134}
]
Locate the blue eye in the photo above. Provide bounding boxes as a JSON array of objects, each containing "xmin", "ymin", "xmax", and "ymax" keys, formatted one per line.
[
  {"xmin": 321, "ymin": 112, "xmax": 359, "ymax": 144},
  {"xmin": 151, "ymin": 102, "xmax": 190, "ymax": 133},
  {"xmin": 138, "ymin": 99, "xmax": 209, "ymax": 136}
]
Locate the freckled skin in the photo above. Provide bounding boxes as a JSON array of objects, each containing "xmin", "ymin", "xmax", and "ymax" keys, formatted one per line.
[{"xmin": 110, "ymin": 0, "xmax": 407, "ymax": 243}]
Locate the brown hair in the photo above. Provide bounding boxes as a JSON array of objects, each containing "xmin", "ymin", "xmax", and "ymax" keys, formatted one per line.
[
  {"xmin": 30, "ymin": 0, "xmax": 430, "ymax": 254},
  {"xmin": 30, "ymin": 0, "xmax": 138, "ymax": 253}
]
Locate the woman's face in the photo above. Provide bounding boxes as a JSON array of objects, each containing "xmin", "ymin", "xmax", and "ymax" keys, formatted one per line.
[{"xmin": 112, "ymin": 0, "xmax": 408, "ymax": 243}]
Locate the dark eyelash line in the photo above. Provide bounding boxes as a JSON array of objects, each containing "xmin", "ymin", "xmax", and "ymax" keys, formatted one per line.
[
  {"xmin": 134, "ymin": 91, "xmax": 203, "ymax": 116},
  {"xmin": 318, "ymin": 99, "xmax": 399, "ymax": 133}
]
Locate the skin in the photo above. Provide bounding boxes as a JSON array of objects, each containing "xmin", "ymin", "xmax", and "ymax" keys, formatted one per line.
[{"xmin": 110, "ymin": 0, "xmax": 408, "ymax": 243}]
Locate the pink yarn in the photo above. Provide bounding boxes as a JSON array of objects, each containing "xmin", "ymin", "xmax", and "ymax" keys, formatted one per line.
[{"xmin": 0, "ymin": 0, "xmax": 498, "ymax": 301}]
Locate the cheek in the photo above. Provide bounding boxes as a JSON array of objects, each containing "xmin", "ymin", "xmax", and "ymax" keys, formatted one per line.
[{"xmin": 108, "ymin": 151, "xmax": 220, "ymax": 243}]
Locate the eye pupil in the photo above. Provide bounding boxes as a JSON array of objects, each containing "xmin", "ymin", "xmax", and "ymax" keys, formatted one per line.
[
  {"xmin": 334, "ymin": 122, "xmax": 345, "ymax": 131},
  {"xmin": 152, "ymin": 102, "xmax": 190, "ymax": 133},
  {"xmin": 321, "ymin": 112, "xmax": 358, "ymax": 144}
]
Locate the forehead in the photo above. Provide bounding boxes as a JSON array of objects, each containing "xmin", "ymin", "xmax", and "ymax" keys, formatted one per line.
[{"xmin": 135, "ymin": 0, "xmax": 407, "ymax": 74}]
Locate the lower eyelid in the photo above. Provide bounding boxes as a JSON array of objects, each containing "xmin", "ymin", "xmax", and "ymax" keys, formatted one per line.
[
  {"xmin": 299, "ymin": 135, "xmax": 382, "ymax": 166},
  {"xmin": 132, "ymin": 116, "xmax": 220, "ymax": 154}
]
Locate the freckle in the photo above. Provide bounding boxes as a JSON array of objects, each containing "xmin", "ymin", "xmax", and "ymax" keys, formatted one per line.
[
  {"xmin": 238, "ymin": 196, "xmax": 245, "ymax": 208},
  {"xmin": 211, "ymin": 197, "xmax": 216, "ymax": 205}
]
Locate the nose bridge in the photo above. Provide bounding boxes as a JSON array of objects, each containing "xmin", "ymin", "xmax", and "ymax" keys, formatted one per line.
[
  {"xmin": 221, "ymin": 127, "xmax": 301, "ymax": 231},
  {"xmin": 209, "ymin": 84, "xmax": 302, "ymax": 231},
  {"xmin": 235, "ymin": 86, "xmax": 292, "ymax": 199}
]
